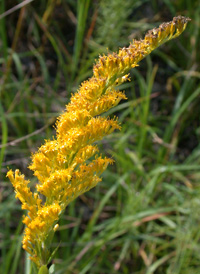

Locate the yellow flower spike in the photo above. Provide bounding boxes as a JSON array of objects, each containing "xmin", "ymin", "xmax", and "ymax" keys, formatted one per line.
[
  {"xmin": 88, "ymin": 90, "xmax": 127, "ymax": 117},
  {"xmin": 23, "ymin": 216, "xmax": 31, "ymax": 226},
  {"xmin": 94, "ymin": 16, "xmax": 190, "ymax": 82},
  {"xmin": 7, "ymin": 170, "xmax": 41, "ymax": 217},
  {"xmin": 73, "ymin": 145, "xmax": 99, "ymax": 165},
  {"xmin": 71, "ymin": 157, "xmax": 113, "ymax": 189},
  {"xmin": 56, "ymin": 109, "xmax": 91, "ymax": 133},
  {"xmin": 36, "ymin": 169, "xmax": 72, "ymax": 200},
  {"xmin": 57, "ymin": 117, "xmax": 120, "ymax": 154},
  {"xmin": 73, "ymin": 77, "xmax": 107, "ymax": 102},
  {"xmin": 6, "ymin": 16, "xmax": 190, "ymax": 269},
  {"xmin": 22, "ymin": 203, "xmax": 61, "ymax": 266}
]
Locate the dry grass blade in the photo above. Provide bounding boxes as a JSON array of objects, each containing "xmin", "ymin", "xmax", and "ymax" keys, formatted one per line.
[{"xmin": 0, "ymin": 0, "xmax": 34, "ymax": 20}]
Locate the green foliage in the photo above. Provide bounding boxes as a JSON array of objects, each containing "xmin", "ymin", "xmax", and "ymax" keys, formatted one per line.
[
  {"xmin": 1, "ymin": 0, "xmax": 200, "ymax": 273},
  {"xmin": 95, "ymin": 0, "xmax": 147, "ymax": 49}
]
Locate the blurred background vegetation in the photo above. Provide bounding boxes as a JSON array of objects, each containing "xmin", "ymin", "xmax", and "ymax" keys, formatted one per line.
[{"xmin": 1, "ymin": 0, "xmax": 200, "ymax": 273}]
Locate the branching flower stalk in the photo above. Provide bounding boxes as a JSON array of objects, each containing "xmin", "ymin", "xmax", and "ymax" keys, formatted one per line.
[{"xmin": 7, "ymin": 16, "xmax": 190, "ymax": 272}]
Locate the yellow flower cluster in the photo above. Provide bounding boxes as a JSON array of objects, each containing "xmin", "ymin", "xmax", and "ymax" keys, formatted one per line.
[{"xmin": 7, "ymin": 16, "xmax": 190, "ymax": 268}]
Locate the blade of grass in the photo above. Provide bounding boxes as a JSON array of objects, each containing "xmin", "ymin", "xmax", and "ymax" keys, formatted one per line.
[
  {"xmin": 146, "ymin": 251, "xmax": 176, "ymax": 274},
  {"xmin": 72, "ymin": 0, "xmax": 91, "ymax": 80},
  {"xmin": 6, "ymin": 229, "xmax": 23, "ymax": 274},
  {"xmin": 0, "ymin": 5, "xmax": 25, "ymax": 101},
  {"xmin": 10, "ymin": 241, "xmax": 23, "ymax": 274},
  {"xmin": 158, "ymin": 86, "xmax": 200, "ymax": 161},
  {"xmin": 0, "ymin": 0, "xmax": 34, "ymax": 20},
  {"xmin": 0, "ymin": 101, "xmax": 8, "ymax": 179},
  {"xmin": 138, "ymin": 62, "xmax": 158, "ymax": 158},
  {"xmin": 81, "ymin": 173, "xmax": 129, "ymax": 242},
  {"xmin": 0, "ymin": 0, "xmax": 8, "ymax": 59},
  {"xmin": 34, "ymin": 13, "xmax": 69, "ymax": 88}
]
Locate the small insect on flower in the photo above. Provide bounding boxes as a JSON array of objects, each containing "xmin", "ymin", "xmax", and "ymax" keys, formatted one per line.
[{"xmin": 53, "ymin": 224, "xmax": 59, "ymax": 232}]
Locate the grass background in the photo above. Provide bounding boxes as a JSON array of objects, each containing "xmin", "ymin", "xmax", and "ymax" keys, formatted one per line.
[{"xmin": 1, "ymin": 0, "xmax": 200, "ymax": 273}]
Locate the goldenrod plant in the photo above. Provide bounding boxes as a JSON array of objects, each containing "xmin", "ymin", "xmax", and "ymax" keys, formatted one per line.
[{"xmin": 7, "ymin": 16, "xmax": 190, "ymax": 273}]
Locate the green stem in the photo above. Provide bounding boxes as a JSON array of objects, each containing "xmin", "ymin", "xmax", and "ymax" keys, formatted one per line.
[{"xmin": 38, "ymin": 265, "xmax": 49, "ymax": 274}]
